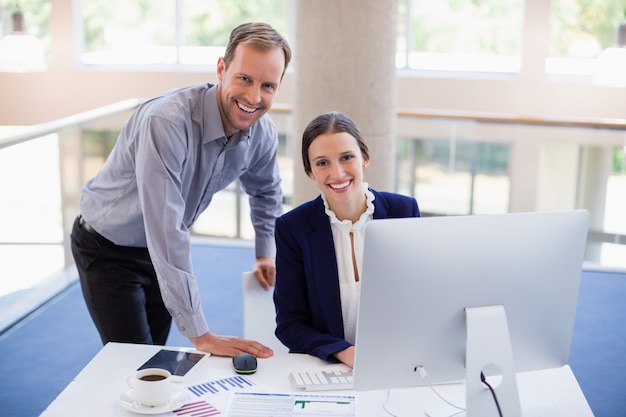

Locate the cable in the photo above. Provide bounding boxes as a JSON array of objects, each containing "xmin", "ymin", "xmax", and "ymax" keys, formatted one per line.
[
  {"xmin": 381, "ymin": 388, "xmax": 399, "ymax": 417},
  {"xmin": 416, "ymin": 366, "xmax": 466, "ymax": 412},
  {"xmin": 415, "ymin": 366, "xmax": 505, "ymax": 417},
  {"xmin": 383, "ymin": 382, "xmax": 465, "ymax": 417},
  {"xmin": 480, "ymin": 372, "xmax": 503, "ymax": 417}
]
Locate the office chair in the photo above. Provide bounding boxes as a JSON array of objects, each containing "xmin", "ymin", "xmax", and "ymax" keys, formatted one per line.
[{"xmin": 241, "ymin": 271, "xmax": 288, "ymax": 353}]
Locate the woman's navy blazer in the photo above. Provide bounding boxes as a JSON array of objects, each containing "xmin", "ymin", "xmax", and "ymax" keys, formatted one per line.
[{"xmin": 274, "ymin": 188, "xmax": 420, "ymax": 362}]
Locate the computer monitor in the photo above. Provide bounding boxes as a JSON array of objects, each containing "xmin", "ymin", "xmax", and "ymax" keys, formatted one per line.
[{"xmin": 353, "ymin": 210, "xmax": 589, "ymax": 416}]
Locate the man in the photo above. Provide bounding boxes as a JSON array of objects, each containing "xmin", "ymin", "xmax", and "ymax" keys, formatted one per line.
[{"xmin": 70, "ymin": 22, "xmax": 291, "ymax": 358}]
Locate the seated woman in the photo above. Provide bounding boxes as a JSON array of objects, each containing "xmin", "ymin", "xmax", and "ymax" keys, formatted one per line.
[{"xmin": 273, "ymin": 111, "xmax": 420, "ymax": 367}]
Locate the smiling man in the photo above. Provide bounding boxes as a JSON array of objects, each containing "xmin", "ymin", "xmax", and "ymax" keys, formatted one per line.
[{"xmin": 70, "ymin": 23, "xmax": 291, "ymax": 358}]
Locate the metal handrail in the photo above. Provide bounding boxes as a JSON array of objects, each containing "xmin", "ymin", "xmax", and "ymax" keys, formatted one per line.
[
  {"xmin": 4, "ymin": 101, "xmax": 625, "ymax": 150},
  {"xmin": 0, "ymin": 98, "xmax": 143, "ymax": 149},
  {"xmin": 397, "ymin": 107, "xmax": 626, "ymax": 130}
]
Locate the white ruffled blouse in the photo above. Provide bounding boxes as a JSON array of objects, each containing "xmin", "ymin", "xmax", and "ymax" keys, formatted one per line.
[{"xmin": 321, "ymin": 183, "xmax": 375, "ymax": 344}]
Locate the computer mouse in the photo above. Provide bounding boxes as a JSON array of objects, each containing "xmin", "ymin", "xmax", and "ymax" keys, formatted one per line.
[{"xmin": 233, "ymin": 353, "xmax": 257, "ymax": 374}]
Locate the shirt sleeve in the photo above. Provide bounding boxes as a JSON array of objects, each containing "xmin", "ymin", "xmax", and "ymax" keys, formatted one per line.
[{"xmin": 134, "ymin": 115, "xmax": 209, "ymax": 338}]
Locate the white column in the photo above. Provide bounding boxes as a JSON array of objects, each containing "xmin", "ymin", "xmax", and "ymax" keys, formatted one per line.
[{"xmin": 292, "ymin": 0, "xmax": 398, "ymax": 205}]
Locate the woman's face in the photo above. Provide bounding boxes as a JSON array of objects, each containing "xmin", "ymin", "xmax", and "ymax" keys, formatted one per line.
[{"xmin": 307, "ymin": 131, "xmax": 369, "ymax": 209}]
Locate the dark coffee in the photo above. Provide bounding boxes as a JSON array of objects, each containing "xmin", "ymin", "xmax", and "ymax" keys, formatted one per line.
[{"xmin": 140, "ymin": 374, "xmax": 167, "ymax": 382}]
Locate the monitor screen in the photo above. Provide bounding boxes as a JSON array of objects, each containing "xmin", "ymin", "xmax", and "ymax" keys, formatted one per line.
[{"xmin": 353, "ymin": 210, "xmax": 589, "ymax": 396}]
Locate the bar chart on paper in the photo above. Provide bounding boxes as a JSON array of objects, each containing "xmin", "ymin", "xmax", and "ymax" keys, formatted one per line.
[
  {"xmin": 187, "ymin": 375, "xmax": 255, "ymax": 397},
  {"xmin": 227, "ymin": 392, "xmax": 355, "ymax": 416},
  {"xmin": 173, "ymin": 400, "xmax": 221, "ymax": 417}
]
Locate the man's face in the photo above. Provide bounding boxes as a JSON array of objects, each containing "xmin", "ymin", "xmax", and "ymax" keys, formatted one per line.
[{"xmin": 216, "ymin": 43, "xmax": 285, "ymax": 138}]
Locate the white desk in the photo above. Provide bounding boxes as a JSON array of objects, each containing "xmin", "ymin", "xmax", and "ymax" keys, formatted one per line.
[{"xmin": 40, "ymin": 342, "xmax": 594, "ymax": 416}]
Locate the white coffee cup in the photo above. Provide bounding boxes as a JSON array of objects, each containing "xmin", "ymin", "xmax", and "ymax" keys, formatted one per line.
[{"xmin": 127, "ymin": 368, "xmax": 172, "ymax": 407}]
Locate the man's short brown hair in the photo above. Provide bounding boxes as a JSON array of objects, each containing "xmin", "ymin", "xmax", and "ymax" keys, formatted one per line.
[{"xmin": 223, "ymin": 22, "xmax": 292, "ymax": 80}]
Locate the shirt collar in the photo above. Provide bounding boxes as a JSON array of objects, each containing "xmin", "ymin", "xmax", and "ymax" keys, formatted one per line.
[
  {"xmin": 202, "ymin": 84, "xmax": 252, "ymax": 145},
  {"xmin": 322, "ymin": 183, "xmax": 375, "ymax": 231}
]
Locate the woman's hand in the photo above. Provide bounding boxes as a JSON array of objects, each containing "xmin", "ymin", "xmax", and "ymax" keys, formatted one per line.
[{"xmin": 334, "ymin": 346, "xmax": 355, "ymax": 368}]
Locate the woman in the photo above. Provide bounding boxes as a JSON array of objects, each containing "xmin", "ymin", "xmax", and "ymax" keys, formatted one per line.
[{"xmin": 274, "ymin": 111, "xmax": 420, "ymax": 367}]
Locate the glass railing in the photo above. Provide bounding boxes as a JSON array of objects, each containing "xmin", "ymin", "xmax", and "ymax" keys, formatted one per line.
[
  {"xmin": 394, "ymin": 109, "xmax": 626, "ymax": 270},
  {"xmin": 0, "ymin": 100, "xmax": 141, "ymax": 332},
  {"xmin": 1, "ymin": 101, "xmax": 624, "ymax": 332}
]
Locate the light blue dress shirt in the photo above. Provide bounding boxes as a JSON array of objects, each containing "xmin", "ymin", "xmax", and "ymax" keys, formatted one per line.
[{"xmin": 79, "ymin": 83, "xmax": 283, "ymax": 338}]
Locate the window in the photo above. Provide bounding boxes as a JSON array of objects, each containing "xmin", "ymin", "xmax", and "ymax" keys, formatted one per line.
[
  {"xmin": 396, "ymin": 136, "xmax": 510, "ymax": 215},
  {"xmin": 397, "ymin": 0, "xmax": 524, "ymax": 74},
  {"xmin": 547, "ymin": 0, "xmax": 626, "ymax": 81},
  {"xmin": 605, "ymin": 145, "xmax": 626, "ymax": 236},
  {"xmin": 78, "ymin": 0, "xmax": 289, "ymax": 67},
  {"xmin": 0, "ymin": 0, "xmax": 50, "ymax": 40},
  {"xmin": 0, "ymin": 0, "xmax": 50, "ymax": 71}
]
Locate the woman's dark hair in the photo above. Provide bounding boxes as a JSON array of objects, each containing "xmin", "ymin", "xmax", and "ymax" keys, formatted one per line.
[{"xmin": 301, "ymin": 111, "xmax": 370, "ymax": 176}]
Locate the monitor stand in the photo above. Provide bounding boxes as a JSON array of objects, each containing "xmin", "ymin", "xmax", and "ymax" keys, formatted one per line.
[
  {"xmin": 425, "ymin": 305, "xmax": 561, "ymax": 417},
  {"xmin": 465, "ymin": 305, "xmax": 521, "ymax": 417}
]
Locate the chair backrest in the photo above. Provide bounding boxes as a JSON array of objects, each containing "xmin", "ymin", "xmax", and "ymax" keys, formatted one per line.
[{"xmin": 241, "ymin": 271, "xmax": 288, "ymax": 353}]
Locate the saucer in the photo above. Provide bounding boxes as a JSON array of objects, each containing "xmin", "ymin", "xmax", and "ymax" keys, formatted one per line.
[{"xmin": 119, "ymin": 386, "xmax": 186, "ymax": 414}]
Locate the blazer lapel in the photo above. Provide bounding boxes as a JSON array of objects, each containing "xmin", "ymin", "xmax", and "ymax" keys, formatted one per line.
[
  {"xmin": 371, "ymin": 189, "xmax": 390, "ymax": 219},
  {"xmin": 308, "ymin": 197, "xmax": 345, "ymax": 337}
]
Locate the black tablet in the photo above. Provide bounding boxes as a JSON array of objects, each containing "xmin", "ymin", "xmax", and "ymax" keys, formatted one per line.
[{"xmin": 137, "ymin": 348, "xmax": 210, "ymax": 382}]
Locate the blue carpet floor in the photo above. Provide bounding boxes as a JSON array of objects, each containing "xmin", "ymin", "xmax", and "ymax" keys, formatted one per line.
[
  {"xmin": 0, "ymin": 240, "xmax": 253, "ymax": 417},
  {"xmin": 0, "ymin": 240, "xmax": 624, "ymax": 416},
  {"xmin": 569, "ymin": 269, "xmax": 626, "ymax": 417}
]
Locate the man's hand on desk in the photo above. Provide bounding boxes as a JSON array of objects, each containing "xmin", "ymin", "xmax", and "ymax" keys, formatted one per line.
[
  {"xmin": 253, "ymin": 256, "xmax": 276, "ymax": 290},
  {"xmin": 190, "ymin": 331, "xmax": 274, "ymax": 358}
]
